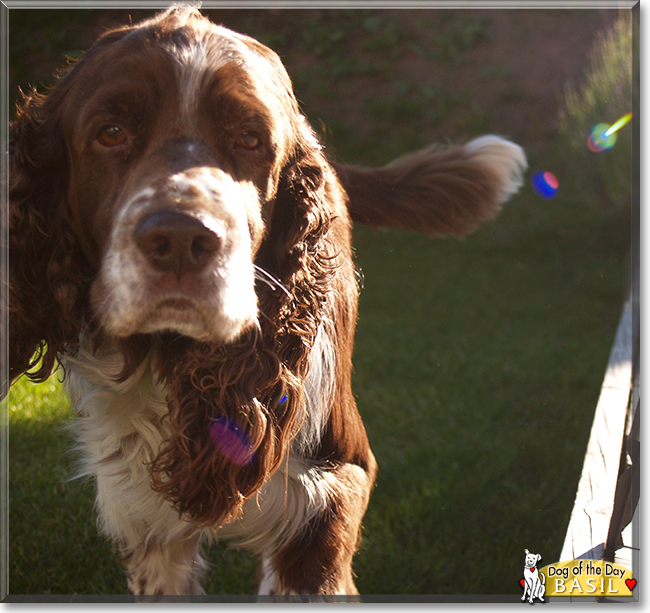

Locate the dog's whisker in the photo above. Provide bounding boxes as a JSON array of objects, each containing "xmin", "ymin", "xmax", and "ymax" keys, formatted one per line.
[{"xmin": 253, "ymin": 265, "xmax": 291, "ymax": 298}]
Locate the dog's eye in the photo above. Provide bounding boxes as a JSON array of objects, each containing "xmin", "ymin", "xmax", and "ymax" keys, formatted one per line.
[
  {"xmin": 235, "ymin": 131, "xmax": 262, "ymax": 151},
  {"xmin": 97, "ymin": 125, "xmax": 127, "ymax": 148}
]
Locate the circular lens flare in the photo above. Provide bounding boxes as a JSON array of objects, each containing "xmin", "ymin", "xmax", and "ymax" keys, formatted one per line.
[
  {"xmin": 531, "ymin": 171, "xmax": 559, "ymax": 199},
  {"xmin": 588, "ymin": 123, "xmax": 617, "ymax": 152},
  {"xmin": 588, "ymin": 114, "xmax": 632, "ymax": 153}
]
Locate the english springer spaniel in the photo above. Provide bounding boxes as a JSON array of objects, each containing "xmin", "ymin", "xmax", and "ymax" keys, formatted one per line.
[{"xmin": 7, "ymin": 6, "xmax": 526, "ymax": 597}]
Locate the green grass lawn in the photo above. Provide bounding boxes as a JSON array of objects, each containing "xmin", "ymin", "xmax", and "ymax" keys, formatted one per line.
[
  {"xmin": 5, "ymin": 7, "xmax": 632, "ymax": 598},
  {"xmin": 351, "ymin": 193, "xmax": 629, "ymax": 594}
]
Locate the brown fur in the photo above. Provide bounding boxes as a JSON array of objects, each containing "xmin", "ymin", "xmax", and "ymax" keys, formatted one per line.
[{"xmin": 334, "ymin": 143, "xmax": 505, "ymax": 236}]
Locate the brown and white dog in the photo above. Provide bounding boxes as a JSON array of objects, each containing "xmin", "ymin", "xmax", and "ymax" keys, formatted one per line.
[
  {"xmin": 522, "ymin": 550, "xmax": 546, "ymax": 603},
  {"xmin": 7, "ymin": 6, "xmax": 526, "ymax": 597}
]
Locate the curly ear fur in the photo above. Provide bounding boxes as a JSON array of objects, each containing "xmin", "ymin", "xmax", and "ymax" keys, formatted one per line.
[
  {"xmin": 8, "ymin": 89, "xmax": 92, "ymax": 384},
  {"xmin": 150, "ymin": 145, "xmax": 338, "ymax": 526},
  {"xmin": 7, "ymin": 23, "xmax": 137, "ymax": 386}
]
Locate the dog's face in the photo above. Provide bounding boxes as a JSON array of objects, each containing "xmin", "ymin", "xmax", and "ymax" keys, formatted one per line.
[
  {"xmin": 47, "ymin": 13, "xmax": 307, "ymax": 343},
  {"xmin": 524, "ymin": 550, "xmax": 541, "ymax": 569}
]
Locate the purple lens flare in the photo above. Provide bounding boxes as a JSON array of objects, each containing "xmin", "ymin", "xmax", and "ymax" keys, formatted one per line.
[{"xmin": 209, "ymin": 416, "xmax": 255, "ymax": 466}]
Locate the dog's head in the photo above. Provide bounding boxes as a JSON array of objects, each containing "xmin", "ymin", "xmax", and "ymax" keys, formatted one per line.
[
  {"xmin": 9, "ymin": 6, "xmax": 335, "ymax": 382},
  {"xmin": 524, "ymin": 549, "xmax": 542, "ymax": 569}
]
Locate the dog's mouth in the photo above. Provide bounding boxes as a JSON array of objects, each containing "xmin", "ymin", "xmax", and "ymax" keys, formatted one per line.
[
  {"xmin": 137, "ymin": 290, "xmax": 257, "ymax": 343},
  {"xmin": 157, "ymin": 297, "xmax": 196, "ymax": 311},
  {"xmin": 141, "ymin": 296, "xmax": 213, "ymax": 339}
]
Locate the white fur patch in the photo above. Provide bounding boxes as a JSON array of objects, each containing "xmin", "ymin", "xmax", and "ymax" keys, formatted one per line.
[
  {"xmin": 175, "ymin": 42, "xmax": 214, "ymax": 119},
  {"xmin": 218, "ymin": 456, "xmax": 336, "ymax": 556},
  {"xmin": 162, "ymin": 24, "xmax": 257, "ymax": 123},
  {"xmin": 465, "ymin": 135, "xmax": 528, "ymax": 203},
  {"xmin": 92, "ymin": 167, "xmax": 258, "ymax": 343},
  {"xmin": 291, "ymin": 322, "xmax": 336, "ymax": 455},
  {"xmin": 64, "ymin": 342, "xmax": 210, "ymax": 594},
  {"xmin": 257, "ymin": 555, "xmax": 277, "ymax": 596}
]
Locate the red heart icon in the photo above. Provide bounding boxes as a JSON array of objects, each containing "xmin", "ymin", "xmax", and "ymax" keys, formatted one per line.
[
  {"xmin": 520, "ymin": 579, "xmax": 526, "ymax": 589},
  {"xmin": 625, "ymin": 578, "xmax": 637, "ymax": 591}
]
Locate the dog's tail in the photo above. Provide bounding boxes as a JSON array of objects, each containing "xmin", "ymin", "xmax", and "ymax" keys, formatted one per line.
[{"xmin": 334, "ymin": 135, "xmax": 527, "ymax": 237}]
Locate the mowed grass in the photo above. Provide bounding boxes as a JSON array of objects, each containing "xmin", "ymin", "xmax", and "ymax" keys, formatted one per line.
[
  {"xmin": 8, "ymin": 382, "xmax": 124, "ymax": 593},
  {"xmin": 351, "ymin": 192, "xmax": 629, "ymax": 594},
  {"xmin": 6, "ymin": 8, "xmax": 631, "ymax": 597}
]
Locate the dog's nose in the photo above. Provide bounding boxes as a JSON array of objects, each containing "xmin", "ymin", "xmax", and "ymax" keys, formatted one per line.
[{"xmin": 135, "ymin": 210, "xmax": 223, "ymax": 275}]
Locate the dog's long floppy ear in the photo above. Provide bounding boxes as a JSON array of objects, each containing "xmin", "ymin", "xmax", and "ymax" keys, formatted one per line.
[
  {"xmin": 7, "ymin": 86, "xmax": 91, "ymax": 385},
  {"xmin": 253, "ymin": 130, "xmax": 341, "ymax": 428},
  {"xmin": 334, "ymin": 135, "xmax": 527, "ymax": 237}
]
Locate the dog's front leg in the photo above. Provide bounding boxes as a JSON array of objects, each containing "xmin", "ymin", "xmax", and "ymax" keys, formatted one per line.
[
  {"xmin": 120, "ymin": 531, "xmax": 206, "ymax": 596},
  {"xmin": 68, "ymin": 356, "xmax": 209, "ymax": 595},
  {"xmin": 528, "ymin": 580, "xmax": 537, "ymax": 603},
  {"xmin": 265, "ymin": 461, "xmax": 375, "ymax": 598},
  {"xmin": 223, "ymin": 457, "xmax": 375, "ymax": 599},
  {"xmin": 94, "ymin": 467, "xmax": 208, "ymax": 595}
]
